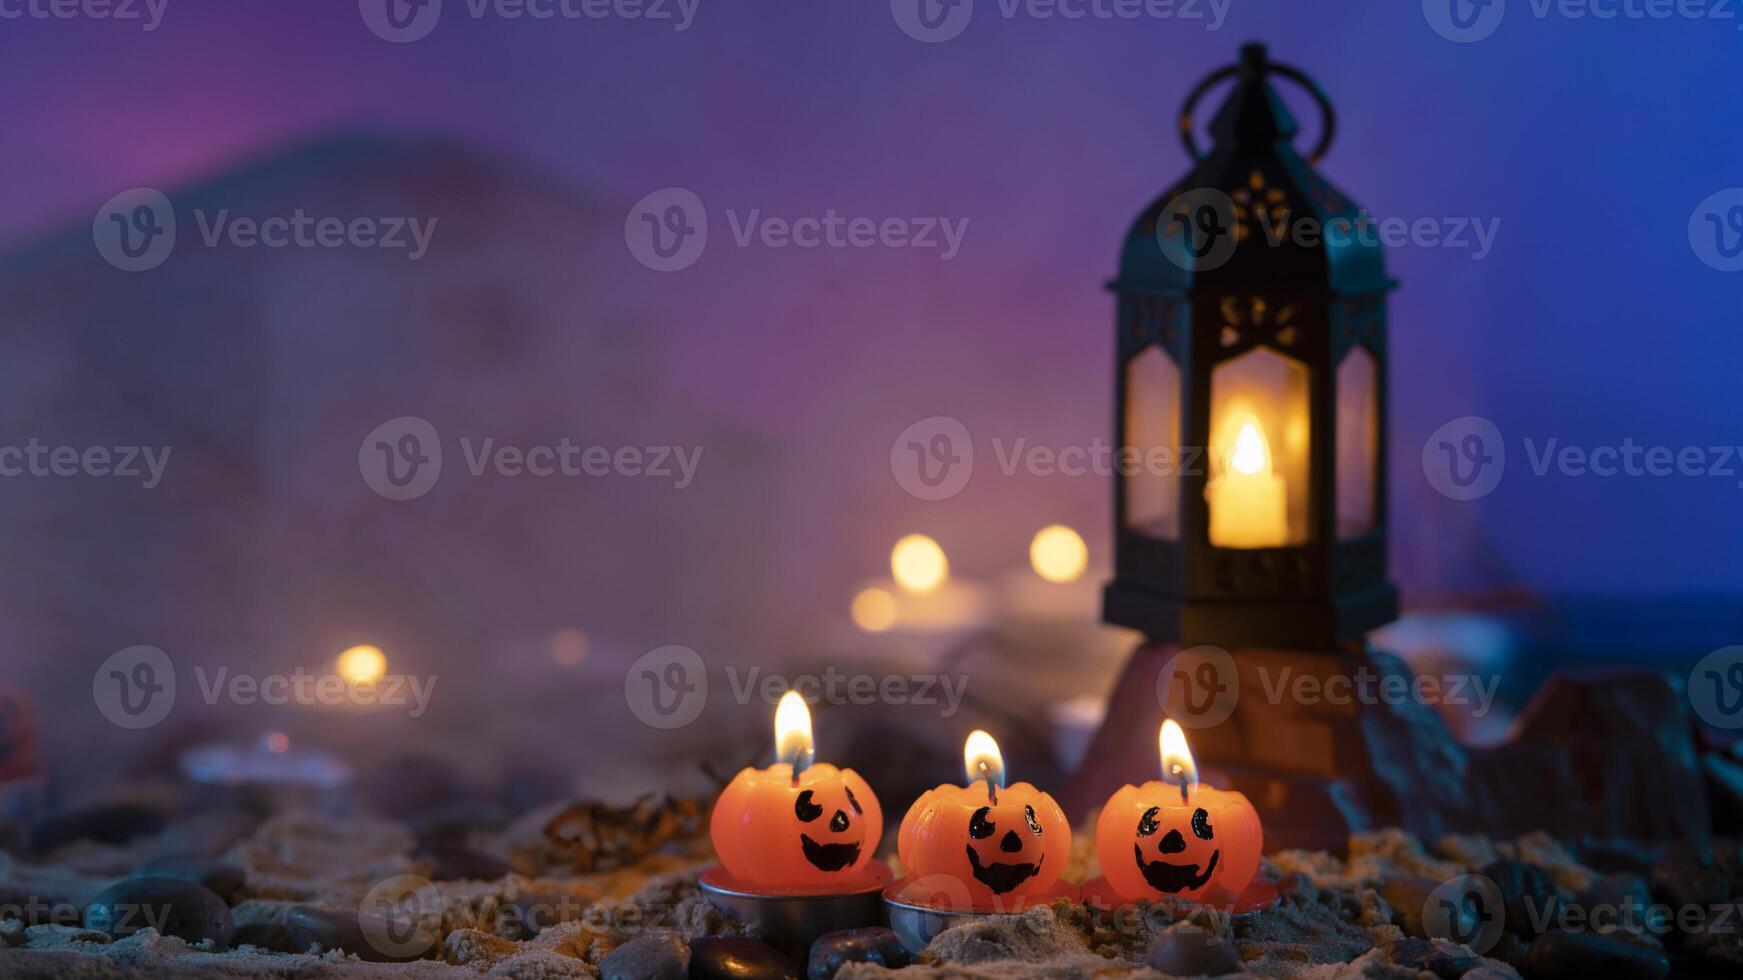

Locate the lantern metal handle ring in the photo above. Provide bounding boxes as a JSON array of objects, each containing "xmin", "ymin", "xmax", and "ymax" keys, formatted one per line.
[{"xmin": 1177, "ymin": 43, "xmax": 1337, "ymax": 166}]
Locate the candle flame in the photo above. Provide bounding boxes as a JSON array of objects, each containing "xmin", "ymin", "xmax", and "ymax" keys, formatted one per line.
[
  {"xmin": 1230, "ymin": 421, "xmax": 1271, "ymax": 476},
  {"xmin": 891, "ymin": 534, "xmax": 949, "ymax": 594},
  {"xmin": 1159, "ymin": 719, "xmax": 1199, "ymax": 799},
  {"xmin": 963, "ymin": 729, "xmax": 1005, "ymax": 801},
  {"xmin": 775, "ymin": 691, "xmax": 815, "ymax": 777}
]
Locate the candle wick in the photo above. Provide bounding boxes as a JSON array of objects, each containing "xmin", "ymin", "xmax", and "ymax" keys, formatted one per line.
[{"xmin": 1179, "ymin": 781, "xmax": 1190, "ymax": 805}]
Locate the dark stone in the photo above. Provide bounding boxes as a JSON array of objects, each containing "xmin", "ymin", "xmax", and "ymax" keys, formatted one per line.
[
  {"xmin": 358, "ymin": 754, "xmax": 472, "ymax": 821},
  {"xmin": 83, "ymin": 876, "xmax": 233, "ymax": 947},
  {"xmin": 1467, "ymin": 671, "xmax": 1707, "ymax": 841},
  {"xmin": 1575, "ymin": 838, "xmax": 1666, "ymax": 877},
  {"xmin": 230, "ymin": 922, "xmax": 297, "ymax": 953},
  {"xmin": 406, "ymin": 799, "xmax": 509, "ymax": 845},
  {"xmin": 1146, "ymin": 922, "xmax": 1243, "ymax": 977},
  {"xmin": 602, "ymin": 932, "xmax": 690, "ymax": 980},
  {"xmin": 0, "ymin": 816, "xmax": 29, "ymax": 856},
  {"xmin": 1526, "ymin": 930, "xmax": 1670, "ymax": 980},
  {"xmin": 807, "ymin": 927, "xmax": 908, "ymax": 980},
  {"xmin": 1650, "ymin": 842, "xmax": 1735, "ymax": 909},
  {"xmin": 1483, "ymin": 860, "xmax": 1560, "ymax": 937},
  {"xmin": 1380, "ymin": 874, "xmax": 1449, "ymax": 939},
  {"xmin": 1575, "ymin": 873, "xmax": 1654, "ymax": 933},
  {"xmin": 135, "ymin": 855, "xmax": 249, "ymax": 905},
  {"xmin": 689, "ymin": 936, "xmax": 801, "ymax": 980},
  {"xmin": 32, "ymin": 803, "xmax": 167, "ymax": 855},
  {"xmin": 1378, "ymin": 938, "xmax": 1481, "ymax": 979},
  {"xmin": 414, "ymin": 841, "xmax": 511, "ymax": 882},
  {"xmin": 153, "ymin": 810, "xmax": 258, "ymax": 859},
  {"xmin": 501, "ymin": 890, "xmax": 591, "ymax": 939},
  {"xmin": 284, "ymin": 904, "xmax": 435, "ymax": 962}
]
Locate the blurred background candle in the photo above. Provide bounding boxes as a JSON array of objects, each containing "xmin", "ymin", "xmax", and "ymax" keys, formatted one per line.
[
  {"xmin": 897, "ymin": 730, "xmax": 1070, "ymax": 907},
  {"xmin": 710, "ymin": 692, "xmax": 885, "ymax": 892},
  {"xmin": 1095, "ymin": 720, "xmax": 1261, "ymax": 903}
]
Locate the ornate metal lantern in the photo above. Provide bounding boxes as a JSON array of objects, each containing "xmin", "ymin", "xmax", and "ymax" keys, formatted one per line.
[{"xmin": 1103, "ymin": 43, "xmax": 1397, "ymax": 649}]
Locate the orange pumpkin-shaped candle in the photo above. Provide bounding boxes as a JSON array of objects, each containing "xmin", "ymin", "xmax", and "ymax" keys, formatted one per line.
[
  {"xmin": 710, "ymin": 692, "xmax": 884, "ymax": 892},
  {"xmin": 1095, "ymin": 719, "xmax": 1262, "ymax": 903},
  {"xmin": 897, "ymin": 730, "xmax": 1071, "ymax": 906}
]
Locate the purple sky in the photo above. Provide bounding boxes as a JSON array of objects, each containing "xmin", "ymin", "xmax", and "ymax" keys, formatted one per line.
[{"xmin": 3, "ymin": 1, "xmax": 1741, "ymax": 596}]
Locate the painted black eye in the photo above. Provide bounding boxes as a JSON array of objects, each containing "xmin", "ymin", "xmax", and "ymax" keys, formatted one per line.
[
  {"xmin": 1191, "ymin": 807, "xmax": 1214, "ymax": 841},
  {"xmin": 1024, "ymin": 805, "xmax": 1043, "ymax": 836},
  {"xmin": 829, "ymin": 809, "xmax": 849, "ymax": 832},
  {"xmin": 968, "ymin": 806, "xmax": 996, "ymax": 839},
  {"xmin": 845, "ymin": 787, "xmax": 863, "ymax": 815},
  {"xmin": 795, "ymin": 790, "xmax": 823, "ymax": 822},
  {"xmin": 1137, "ymin": 806, "xmax": 1161, "ymax": 837}
]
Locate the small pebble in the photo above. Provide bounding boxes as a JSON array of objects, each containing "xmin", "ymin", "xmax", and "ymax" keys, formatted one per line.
[
  {"xmin": 83, "ymin": 876, "xmax": 233, "ymax": 947},
  {"xmin": 136, "ymin": 855, "xmax": 249, "ymax": 905},
  {"xmin": 807, "ymin": 927, "xmax": 909, "ymax": 980},
  {"xmin": 1526, "ymin": 929, "xmax": 1669, "ymax": 980},
  {"xmin": 1379, "ymin": 938, "xmax": 1480, "ymax": 979},
  {"xmin": 1146, "ymin": 922, "xmax": 1243, "ymax": 977},
  {"xmin": 32, "ymin": 803, "xmax": 166, "ymax": 855},
  {"xmin": 1482, "ymin": 860, "xmax": 1560, "ymax": 937},
  {"xmin": 501, "ymin": 890, "xmax": 591, "ymax": 939},
  {"xmin": 602, "ymin": 932, "xmax": 691, "ymax": 980},
  {"xmin": 284, "ymin": 903, "xmax": 436, "ymax": 962},
  {"xmin": 415, "ymin": 841, "xmax": 512, "ymax": 882},
  {"xmin": 1380, "ymin": 874, "xmax": 1452, "ymax": 939},
  {"xmin": 690, "ymin": 935, "xmax": 802, "ymax": 980}
]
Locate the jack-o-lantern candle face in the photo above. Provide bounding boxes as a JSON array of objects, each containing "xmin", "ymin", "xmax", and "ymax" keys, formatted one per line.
[
  {"xmin": 1095, "ymin": 721, "xmax": 1262, "ymax": 902},
  {"xmin": 898, "ymin": 731, "xmax": 1071, "ymax": 906},
  {"xmin": 710, "ymin": 693, "xmax": 885, "ymax": 892}
]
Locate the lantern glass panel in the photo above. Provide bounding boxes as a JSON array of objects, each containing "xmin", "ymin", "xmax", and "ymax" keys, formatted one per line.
[
  {"xmin": 1124, "ymin": 344, "xmax": 1180, "ymax": 540},
  {"xmin": 1206, "ymin": 346, "xmax": 1309, "ymax": 548},
  {"xmin": 1336, "ymin": 346, "xmax": 1378, "ymax": 538}
]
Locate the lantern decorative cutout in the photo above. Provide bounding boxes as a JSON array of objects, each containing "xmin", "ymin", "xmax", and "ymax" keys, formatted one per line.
[
  {"xmin": 711, "ymin": 692, "xmax": 885, "ymax": 891},
  {"xmin": 1104, "ymin": 42, "xmax": 1397, "ymax": 649},
  {"xmin": 897, "ymin": 731, "xmax": 1072, "ymax": 906}
]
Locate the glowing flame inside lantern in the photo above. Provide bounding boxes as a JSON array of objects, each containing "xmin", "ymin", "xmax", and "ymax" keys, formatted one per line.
[
  {"xmin": 963, "ymin": 729, "xmax": 1005, "ymax": 802},
  {"xmin": 1159, "ymin": 719, "xmax": 1199, "ymax": 801},
  {"xmin": 1230, "ymin": 421, "xmax": 1271, "ymax": 476},
  {"xmin": 336, "ymin": 645, "xmax": 387, "ymax": 686},
  {"xmin": 775, "ymin": 690, "xmax": 815, "ymax": 778}
]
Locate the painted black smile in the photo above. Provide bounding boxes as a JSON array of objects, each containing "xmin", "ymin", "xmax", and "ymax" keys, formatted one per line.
[
  {"xmin": 1134, "ymin": 844, "xmax": 1219, "ymax": 893},
  {"xmin": 800, "ymin": 834, "xmax": 861, "ymax": 872},
  {"xmin": 966, "ymin": 845, "xmax": 1041, "ymax": 894}
]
